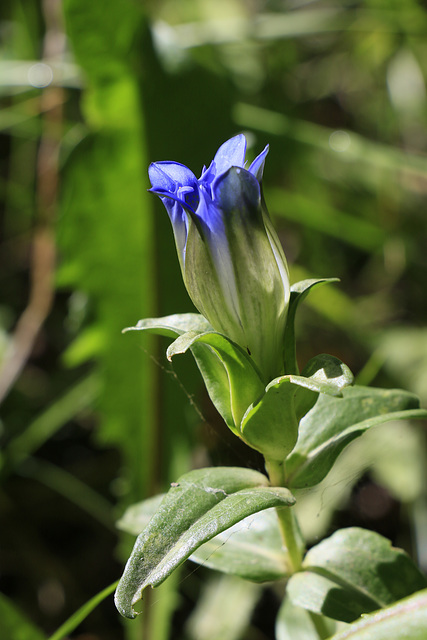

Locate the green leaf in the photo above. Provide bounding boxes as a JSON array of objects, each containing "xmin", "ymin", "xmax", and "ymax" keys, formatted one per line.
[
  {"xmin": 124, "ymin": 316, "xmax": 266, "ymax": 437},
  {"xmin": 276, "ymin": 595, "xmax": 337, "ymax": 640},
  {"xmin": 287, "ymin": 528, "xmax": 427, "ymax": 623},
  {"xmin": 327, "ymin": 589, "xmax": 427, "ymax": 640},
  {"xmin": 283, "ymin": 278, "xmax": 339, "ymax": 375},
  {"xmin": 241, "ymin": 354, "xmax": 353, "ymax": 461},
  {"xmin": 114, "ymin": 467, "xmax": 295, "ymax": 618},
  {"xmin": 0, "ymin": 593, "xmax": 45, "ymax": 640},
  {"xmin": 167, "ymin": 330, "xmax": 265, "ymax": 434},
  {"xmin": 190, "ymin": 508, "xmax": 288, "ymax": 582},
  {"xmin": 286, "ymin": 386, "xmax": 427, "ymax": 488},
  {"xmin": 118, "ymin": 497, "xmax": 289, "ymax": 583}
]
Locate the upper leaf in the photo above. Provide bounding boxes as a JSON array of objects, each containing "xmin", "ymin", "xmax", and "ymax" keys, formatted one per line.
[
  {"xmin": 167, "ymin": 330, "xmax": 265, "ymax": 433},
  {"xmin": 123, "ymin": 313, "xmax": 213, "ymax": 338},
  {"xmin": 114, "ymin": 466, "xmax": 294, "ymax": 618},
  {"xmin": 241, "ymin": 353, "xmax": 353, "ymax": 461}
]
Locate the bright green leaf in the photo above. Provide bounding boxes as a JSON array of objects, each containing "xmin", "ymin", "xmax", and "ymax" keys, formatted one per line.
[
  {"xmin": 327, "ymin": 589, "xmax": 427, "ymax": 640},
  {"xmin": 241, "ymin": 355, "xmax": 352, "ymax": 461},
  {"xmin": 286, "ymin": 386, "xmax": 427, "ymax": 488},
  {"xmin": 114, "ymin": 466, "xmax": 294, "ymax": 618},
  {"xmin": 167, "ymin": 330, "xmax": 265, "ymax": 433},
  {"xmin": 287, "ymin": 528, "xmax": 427, "ymax": 623}
]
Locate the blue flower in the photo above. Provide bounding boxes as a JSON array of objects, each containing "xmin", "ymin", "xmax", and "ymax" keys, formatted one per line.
[{"xmin": 148, "ymin": 134, "xmax": 290, "ymax": 381}]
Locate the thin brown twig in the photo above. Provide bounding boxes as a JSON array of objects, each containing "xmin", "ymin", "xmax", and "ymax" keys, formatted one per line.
[{"xmin": 0, "ymin": 0, "xmax": 64, "ymax": 404}]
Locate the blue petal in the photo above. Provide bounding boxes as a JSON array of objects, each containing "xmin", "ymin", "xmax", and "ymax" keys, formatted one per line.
[
  {"xmin": 148, "ymin": 163, "xmax": 176, "ymax": 192},
  {"xmin": 149, "ymin": 161, "xmax": 199, "ymax": 212},
  {"xmin": 199, "ymin": 135, "xmax": 248, "ymax": 196},
  {"xmin": 149, "ymin": 161, "xmax": 198, "ymax": 193},
  {"xmin": 212, "ymin": 134, "xmax": 247, "ymax": 175},
  {"xmin": 248, "ymin": 145, "xmax": 269, "ymax": 182}
]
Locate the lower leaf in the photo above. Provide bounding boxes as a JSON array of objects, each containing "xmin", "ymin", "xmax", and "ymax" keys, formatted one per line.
[
  {"xmin": 114, "ymin": 466, "xmax": 294, "ymax": 618},
  {"xmin": 287, "ymin": 527, "xmax": 427, "ymax": 623},
  {"xmin": 327, "ymin": 589, "xmax": 427, "ymax": 640}
]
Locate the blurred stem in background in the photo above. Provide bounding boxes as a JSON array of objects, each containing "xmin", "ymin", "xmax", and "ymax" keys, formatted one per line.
[{"xmin": 0, "ymin": 0, "xmax": 62, "ymax": 402}]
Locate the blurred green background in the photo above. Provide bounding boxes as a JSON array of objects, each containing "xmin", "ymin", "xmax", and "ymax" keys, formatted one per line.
[{"xmin": 1, "ymin": 1, "xmax": 427, "ymax": 639}]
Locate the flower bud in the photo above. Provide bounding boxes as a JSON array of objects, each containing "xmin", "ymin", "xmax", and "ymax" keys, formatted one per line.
[{"xmin": 149, "ymin": 135, "xmax": 290, "ymax": 381}]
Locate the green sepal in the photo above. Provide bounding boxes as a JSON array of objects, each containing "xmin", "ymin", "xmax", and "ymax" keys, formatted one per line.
[
  {"xmin": 287, "ymin": 527, "xmax": 427, "ymax": 623},
  {"xmin": 241, "ymin": 354, "xmax": 353, "ymax": 461},
  {"xmin": 286, "ymin": 385, "xmax": 427, "ymax": 489},
  {"xmin": 114, "ymin": 467, "xmax": 295, "ymax": 618},
  {"xmin": 283, "ymin": 278, "xmax": 339, "ymax": 375},
  {"xmin": 167, "ymin": 330, "xmax": 265, "ymax": 433}
]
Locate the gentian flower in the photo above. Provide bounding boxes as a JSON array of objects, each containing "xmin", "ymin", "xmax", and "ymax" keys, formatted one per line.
[{"xmin": 148, "ymin": 134, "xmax": 290, "ymax": 381}]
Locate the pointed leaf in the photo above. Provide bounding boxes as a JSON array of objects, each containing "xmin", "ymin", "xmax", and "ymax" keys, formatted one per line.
[
  {"xmin": 287, "ymin": 528, "xmax": 427, "ymax": 623},
  {"xmin": 118, "ymin": 498, "xmax": 289, "ymax": 583},
  {"xmin": 286, "ymin": 386, "xmax": 427, "ymax": 488},
  {"xmin": 167, "ymin": 331, "xmax": 265, "ymax": 433},
  {"xmin": 114, "ymin": 466, "xmax": 294, "ymax": 618},
  {"xmin": 123, "ymin": 313, "xmax": 213, "ymax": 338},
  {"xmin": 284, "ymin": 278, "xmax": 339, "ymax": 375},
  {"xmin": 326, "ymin": 589, "xmax": 427, "ymax": 640}
]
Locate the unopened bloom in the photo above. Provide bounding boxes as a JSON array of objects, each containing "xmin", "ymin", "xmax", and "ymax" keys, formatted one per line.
[{"xmin": 148, "ymin": 134, "xmax": 290, "ymax": 381}]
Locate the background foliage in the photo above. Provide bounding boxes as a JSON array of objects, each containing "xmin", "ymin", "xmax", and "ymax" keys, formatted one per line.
[{"xmin": 1, "ymin": 1, "xmax": 426, "ymax": 638}]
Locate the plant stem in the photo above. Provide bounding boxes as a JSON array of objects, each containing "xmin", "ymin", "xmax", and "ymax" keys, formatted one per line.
[{"xmin": 265, "ymin": 458, "xmax": 304, "ymax": 573}]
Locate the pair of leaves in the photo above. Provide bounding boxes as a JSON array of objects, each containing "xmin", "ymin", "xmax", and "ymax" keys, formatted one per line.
[
  {"xmin": 114, "ymin": 467, "xmax": 294, "ymax": 618},
  {"xmin": 123, "ymin": 278, "xmax": 354, "ymax": 461}
]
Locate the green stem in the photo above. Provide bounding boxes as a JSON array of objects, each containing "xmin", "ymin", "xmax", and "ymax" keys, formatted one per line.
[{"xmin": 265, "ymin": 458, "xmax": 304, "ymax": 573}]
